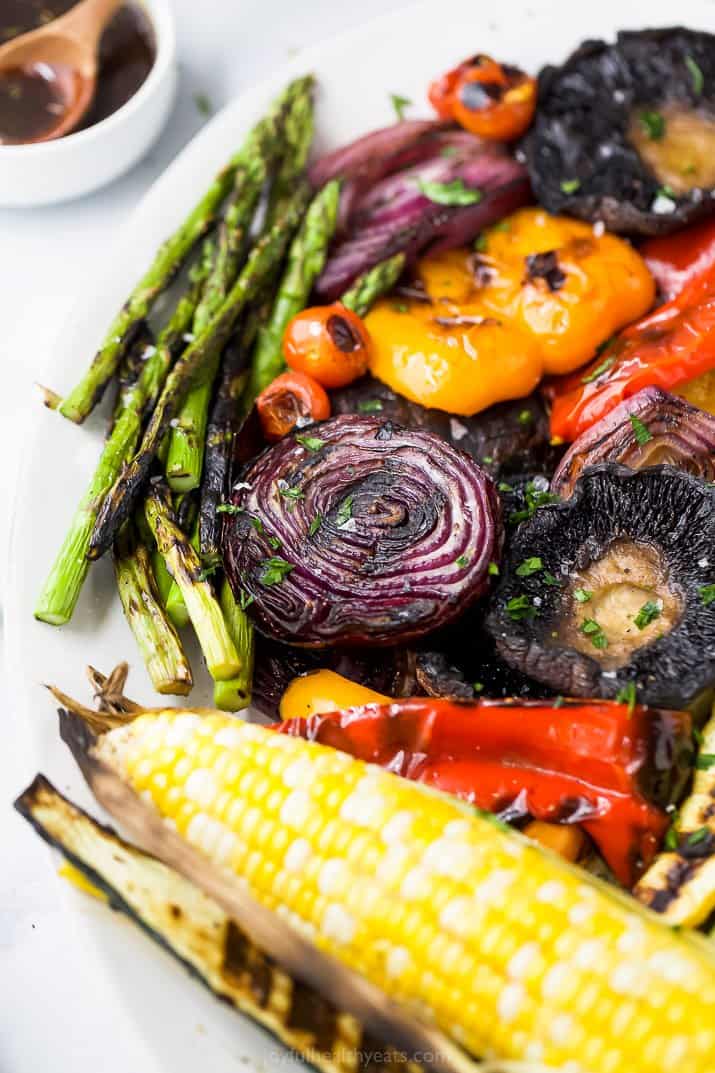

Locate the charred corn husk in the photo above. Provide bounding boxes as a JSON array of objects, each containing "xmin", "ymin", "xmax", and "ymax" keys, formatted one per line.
[
  {"xmin": 87, "ymin": 709, "xmax": 715, "ymax": 1073},
  {"xmin": 15, "ymin": 777, "xmax": 420, "ymax": 1073},
  {"xmin": 635, "ymin": 705, "xmax": 715, "ymax": 926}
]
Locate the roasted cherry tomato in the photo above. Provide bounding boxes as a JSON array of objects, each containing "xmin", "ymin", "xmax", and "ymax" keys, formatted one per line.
[
  {"xmin": 256, "ymin": 371, "xmax": 330, "ymax": 443},
  {"xmin": 428, "ymin": 54, "xmax": 537, "ymax": 141},
  {"xmin": 283, "ymin": 303, "xmax": 371, "ymax": 389}
]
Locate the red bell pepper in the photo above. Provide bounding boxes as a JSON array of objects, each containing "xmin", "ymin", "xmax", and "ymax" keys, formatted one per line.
[
  {"xmin": 547, "ymin": 263, "xmax": 715, "ymax": 442},
  {"xmin": 276, "ymin": 697, "xmax": 692, "ymax": 886},
  {"xmin": 643, "ymin": 217, "xmax": 715, "ymax": 303}
]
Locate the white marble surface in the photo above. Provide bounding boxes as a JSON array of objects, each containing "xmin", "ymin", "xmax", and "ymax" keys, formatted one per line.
[{"xmin": 0, "ymin": 2, "xmax": 410, "ymax": 1069}]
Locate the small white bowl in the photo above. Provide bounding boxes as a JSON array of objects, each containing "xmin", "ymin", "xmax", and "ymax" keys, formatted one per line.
[{"xmin": 0, "ymin": 0, "xmax": 177, "ymax": 208}]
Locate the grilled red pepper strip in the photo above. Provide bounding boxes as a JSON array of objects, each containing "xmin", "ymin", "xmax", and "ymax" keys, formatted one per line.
[
  {"xmin": 643, "ymin": 217, "xmax": 715, "ymax": 303},
  {"xmin": 548, "ymin": 265, "xmax": 715, "ymax": 442},
  {"xmin": 277, "ymin": 697, "xmax": 691, "ymax": 886}
]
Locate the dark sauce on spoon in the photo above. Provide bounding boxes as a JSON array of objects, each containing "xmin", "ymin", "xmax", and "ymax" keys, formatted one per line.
[{"xmin": 0, "ymin": 2, "xmax": 156, "ymax": 145}]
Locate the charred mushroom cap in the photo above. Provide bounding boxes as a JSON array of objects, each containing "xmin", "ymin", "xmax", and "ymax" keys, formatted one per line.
[
  {"xmin": 222, "ymin": 416, "xmax": 502, "ymax": 647},
  {"xmin": 522, "ymin": 28, "xmax": 715, "ymax": 235},
  {"xmin": 486, "ymin": 464, "xmax": 715, "ymax": 709}
]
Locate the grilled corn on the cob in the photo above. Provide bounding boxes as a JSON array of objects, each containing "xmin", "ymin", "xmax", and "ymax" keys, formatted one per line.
[
  {"xmin": 635, "ymin": 704, "xmax": 715, "ymax": 926},
  {"xmin": 93, "ymin": 710, "xmax": 715, "ymax": 1073}
]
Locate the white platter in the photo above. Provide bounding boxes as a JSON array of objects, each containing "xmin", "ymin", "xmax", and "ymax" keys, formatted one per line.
[{"xmin": 6, "ymin": 0, "xmax": 715, "ymax": 1069}]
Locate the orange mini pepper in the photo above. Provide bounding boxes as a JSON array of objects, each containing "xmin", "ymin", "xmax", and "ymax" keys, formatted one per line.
[{"xmin": 366, "ymin": 208, "xmax": 655, "ymax": 416}]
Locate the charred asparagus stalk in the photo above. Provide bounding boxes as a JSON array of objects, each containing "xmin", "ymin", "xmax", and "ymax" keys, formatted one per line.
[
  {"xmin": 213, "ymin": 579, "xmax": 255, "ymax": 711},
  {"xmin": 266, "ymin": 80, "xmax": 316, "ymax": 226},
  {"xmin": 113, "ymin": 524, "xmax": 192, "ymax": 696},
  {"xmin": 144, "ymin": 483, "xmax": 240, "ymax": 681},
  {"xmin": 340, "ymin": 253, "xmax": 406, "ymax": 317},
  {"xmin": 88, "ymin": 187, "xmax": 311, "ymax": 561},
  {"xmin": 34, "ymin": 273, "xmax": 206, "ymax": 626},
  {"xmin": 244, "ymin": 179, "xmax": 341, "ymax": 405},
  {"xmin": 163, "ymin": 514, "xmax": 200, "ymax": 630},
  {"xmin": 57, "ymin": 75, "xmax": 314, "ymax": 425}
]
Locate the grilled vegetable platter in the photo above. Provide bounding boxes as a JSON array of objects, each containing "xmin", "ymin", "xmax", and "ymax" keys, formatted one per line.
[{"xmin": 12, "ymin": 9, "xmax": 715, "ymax": 1073}]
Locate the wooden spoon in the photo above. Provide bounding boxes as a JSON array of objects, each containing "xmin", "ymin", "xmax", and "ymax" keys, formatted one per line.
[{"xmin": 0, "ymin": 0, "xmax": 124, "ymax": 143}]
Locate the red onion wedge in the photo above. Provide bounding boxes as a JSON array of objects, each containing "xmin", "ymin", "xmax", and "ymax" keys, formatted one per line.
[
  {"xmin": 551, "ymin": 387, "xmax": 715, "ymax": 498},
  {"xmin": 222, "ymin": 416, "xmax": 502, "ymax": 647},
  {"xmin": 312, "ymin": 129, "xmax": 531, "ymax": 301}
]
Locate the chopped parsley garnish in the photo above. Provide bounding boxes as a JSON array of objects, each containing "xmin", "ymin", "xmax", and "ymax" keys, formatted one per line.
[
  {"xmin": 543, "ymin": 572, "xmax": 560, "ymax": 586},
  {"xmin": 581, "ymin": 618, "xmax": 608, "ymax": 649},
  {"xmin": 509, "ymin": 481, "xmax": 560, "ymax": 524},
  {"xmin": 260, "ymin": 557, "xmax": 294, "ymax": 586},
  {"xmin": 553, "ymin": 695, "xmax": 564, "ymax": 708},
  {"xmin": 482, "ymin": 455, "xmax": 494, "ymax": 465},
  {"xmin": 267, "ymin": 534, "xmax": 281, "ymax": 550},
  {"xmin": 506, "ymin": 594, "xmax": 538, "ymax": 621},
  {"xmin": 633, "ymin": 600, "xmax": 661, "ymax": 630},
  {"xmin": 295, "ymin": 433, "xmax": 326, "ymax": 452},
  {"xmin": 216, "ymin": 502, "xmax": 243, "ymax": 515},
  {"xmin": 498, "ymin": 481, "xmax": 513, "ymax": 493},
  {"xmin": 687, "ymin": 826, "xmax": 710, "ymax": 846},
  {"xmin": 441, "ymin": 145, "xmax": 459, "ymax": 157},
  {"xmin": 308, "ymin": 513, "xmax": 323, "ymax": 537},
  {"xmin": 279, "ymin": 485, "xmax": 305, "ymax": 501},
  {"xmin": 574, "ymin": 588, "xmax": 593, "ymax": 604},
  {"xmin": 456, "ymin": 554, "xmax": 470, "ymax": 568},
  {"xmin": 250, "ymin": 516, "xmax": 265, "ymax": 534},
  {"xmin": 488, "ymin": 561, "xmax": 500, "ymax": 576},
  {"xmin": 699, "ymin": 584, "xmax": 715, "ymax": 606},
  {"xmin": 473, "ymin": 681, "xmax": 484, "ymax": 693},
  {"xmin": 197, "ymin": 564, "xmax": 217, "ymax": 582},
  {"xmin": 560, "ymin": 178, "xmax": 581, "ymax": 194},
  {"xmin": 616, "ymin": 681, "xmax": 637, "ymax": 715},
  {"xmin": 516, "ymin": 556, "xmax": 543, "ymax": 577},
  {"xmin": 629, "ymin": 414, "xmax": 653, "ymax": 446},
  {"xmin": 517, "ymin": 409, "xmax": 533, "ymax": 425},
  {"xmin": 390, "ymin": 92, "xmax": 412, "ymax": 120},
  {"xmin": 657, "ymin": 184, "xmax": 677, "ymax": 199},
  {"xmin": 581, "ymin": 354, "xmax": 616, "ymax": 384},
  {"xmin": 417, "ymin": 178, "xmax": 482, "ymax": 206},
  {"xmin": 696, "ymin": 754, "xmax": 715, "ymax": 770},
  {"xmin": 639, "ymin": 110, "xmax": 665, "ymax": 140},
  {"xmin": 685, "ymin": 55, "xmax": 704, "ymax": 95},
  {"xmin": 238, "ymin": 590, "xmax": 255, "ymax": 610},
  {"xmin": 194, "ymin": 91, "xmax": 212, "ymax": 116},
  {"xmin": 357, "ymin": 399, "xmax": 383, "ymax": 414},
  {"xmin": 391, "ymin": 301, "xmax": 409, "ymax": 313},
  {"xmin": 474, "ymin": 232, "xmax": 488, "ymax": 252},
  {"xmin": 335, "ymin": 495, "xmax": 354, "ymax": 528}
]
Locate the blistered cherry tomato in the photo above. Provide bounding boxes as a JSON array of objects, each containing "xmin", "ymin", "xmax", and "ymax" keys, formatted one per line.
[
  {"xmin": 429, "ymin": 54, "xmax": 537, "ymax": 142},
  {"xmin": 283, "ymin": 303, "xmax": 371, "ymax": 389},
  {"xmin": 256, "ymin": 371, "xmax": 330, "ymax": 442}
]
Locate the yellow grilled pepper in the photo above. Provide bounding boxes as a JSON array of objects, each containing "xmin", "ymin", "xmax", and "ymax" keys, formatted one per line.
[{"xmin": 366, "ymin": 208, "xmax": 655, "ymax": 415}]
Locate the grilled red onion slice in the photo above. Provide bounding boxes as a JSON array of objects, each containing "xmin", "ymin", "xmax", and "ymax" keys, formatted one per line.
[
  {"xmin": 551, "ymin": 387, "xmax": 715, "ymax": 498},
  {"xmin": 313, "ymin": 134, "xmax": 530, "ymax": 301},
  {"xmin": 222, "ymin": 416, "xmax": 502, "ymax": 647}
]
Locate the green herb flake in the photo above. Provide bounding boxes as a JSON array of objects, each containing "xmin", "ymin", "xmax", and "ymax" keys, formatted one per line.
[
  {"xmin": 391, "ymin": 301, "xmax": 409, "ymax": 313},
  {"xmin": 696, "ymin": 753, "xmax": 715, "ymax": 770},
  {"xmin": 616, "ymin": 681, "xmax": 637, "ymax": 715},
  {"xmin": 488, "ymin": 562, "xmax": 500, "ymax": 576},
  {"xmin": 574, "ymin": 588, "xmax": 593, "ymax": 604},
  {"xmin": 581, "ymin": 354, "xmax": 617, "ymax": 384},
  {"xmin": 473, "ymin": 681, "xmax": 484, "ymax": 693},
  {"xmin": 639, "ymin": 110, "xmax": 665, "ymax": 140},
  {"xmin": 686, "ymin": 55, "xmax": 704, "ymax": 95},
  {"xmin": 506, "ymin": 594, "xmax": 537, "ymax": 621},
  {"xmin": 238, "ymin": 590, "xmax": 255, "ymax": 610},
  {"xmin": 498, "ymin": 481, "xmax": 513, "ymax": 493},
  {"xmin": 473, "ymin": 233, "xmax": 488, "ymax": 252},
  {"xmin": 657, "ymin": 184, "xmax": 678, "ymax": 199},
  {"xmin": 633, "ymin": 599, "xmax": 661, "ymax": 630},
  {"xmin": 197, "ymin": 564, "xmax": 217, "ymax": 583},
  {"xmin": 267, "ymin": 535, "xmax": 281, "ymax": 550},
  {"xmin": 456, "ymin": 554, "xmax": 470, "ymax": 568},
  {"xmin": 194, "ymin": 92, "xmax": 212, "ymax": 117},
  {"xmin": 517, "ymin": 409, "xmax": 533, "ymax": 425},
  {"xmin": 279, "ymin": 486, "xmax": 305, "ymax": 504},
  {"xmin": 417, "ymin": 178, "xmax": 483, "ymax": 206},
  {"xmin": 216, "ymin": 503, "xmax": 243, "ymax": 515},
  {"xmin": 516, "ymin": 556, "xmax": 543, "ymax": 577},
  {"xmin": 482, "ymin": 455, "xmax": 494, "ymax": 465},
  {"xmin": 665, "ymin": 820, "xmax": 679, "ymax": 851},
  {"xmin": 250, "ymin": 516, "xmax": 265, "ymax": 535},
  {"xmin": 441, "ymin": 145, "xmax": 459, "ymax": 158},
  {"xmin": 390, "ymin": 92, "xmax": 412, "ymax": 121},
  {"xmin": 295, "ymin": 433, "xmax": 326, "ymax": 452},
  {"xmin": 543, "ymin": 572, "xmax": 560, "ymax": 586},
  {"xmin": 560, "ymin": 178, "xmax": 581, "ymax": 194},
  {"xmin": 260, "ymin": 557, "xmax": 295, "ymax": 586},
  {"xmin": 629, "ymin": 414, "xmax": 653, "ymax": 446},
  {"xmin": 581, "ymin": 618, "xmax": 608, "ymax": 649},
  {"xmin": 687, "ymin": 826, "xmax": 710, "ymax": 846},
  {"xmin": 552, "ymin": 695, "xmax": 564, "ymax": 709},
  {"xmin": 699, "ymin": 583, "xmax": 715, "ymax": 606},
  {"xmin": 335, "ymin": 495, "xmax": 354, "ymax": 528},
  {"xmin": 509, "ymin": 481, "xmax": 561, "ymax": 524},
  {"xmin": 357, "ymin": 399, "xmax": 383, "ymax": 414},
  {"xmin": 308, "ymin": 513, "xmax": 323, "ymax": 537}
]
